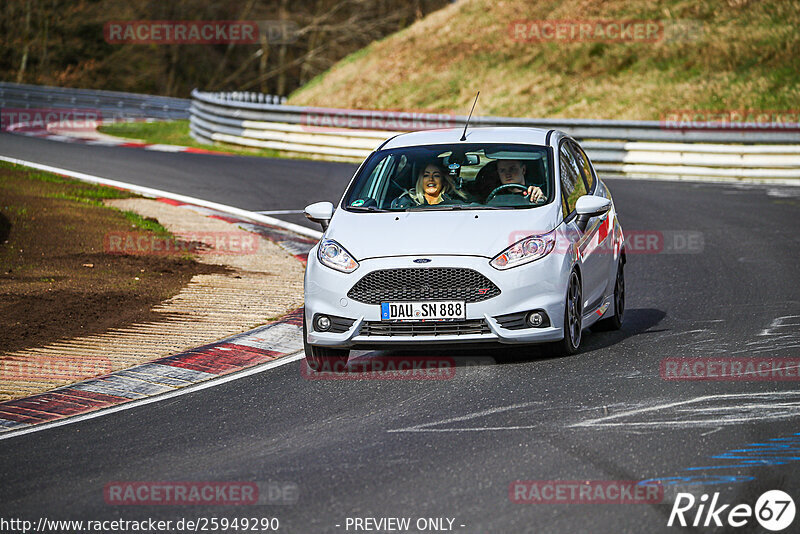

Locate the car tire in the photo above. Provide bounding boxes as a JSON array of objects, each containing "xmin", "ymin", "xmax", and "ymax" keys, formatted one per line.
[
  {"xmin": 552, "ymin": 270, "xmax": 583, "ymax": 356},
  {"xmin": 591, "ymin": 261, "xmax": 624, "ymax": 332},
  {"xmin": 302, "ymin": 315, "xmax": 350, "ymax": 372}
]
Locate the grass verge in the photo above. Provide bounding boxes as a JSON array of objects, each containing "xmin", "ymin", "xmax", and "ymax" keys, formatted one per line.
[
  {"xmin": 0, "ymin": 161, "xmax": 225, "ymax": 354},
  {"xmin": 98, "ymin": 120, "xmax": 287, "ymax": 159}
]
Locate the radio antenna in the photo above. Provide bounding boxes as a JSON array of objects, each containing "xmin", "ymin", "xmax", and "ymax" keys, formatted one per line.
[{"xmin": 460, "ymin": 91, "xmax": 480, "ymax": 141}]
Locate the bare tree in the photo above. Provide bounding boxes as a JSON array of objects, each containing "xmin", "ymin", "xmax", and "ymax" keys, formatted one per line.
[
  {"xmin": 16, "ymin": 0, "xmax": 32, "ymax": 83},
  {"xmin": 1, "ymin": 0, "xmax": 449, "ymax": 96}
]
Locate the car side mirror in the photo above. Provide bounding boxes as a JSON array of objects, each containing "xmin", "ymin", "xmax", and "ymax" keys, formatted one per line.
[
  {"xmin": 304, "ymin": 201, "xmax": 334, "ymax": 231},
  {"xmin": 575, "ymin": 195, "xmax": 611, "ymax": 231}
]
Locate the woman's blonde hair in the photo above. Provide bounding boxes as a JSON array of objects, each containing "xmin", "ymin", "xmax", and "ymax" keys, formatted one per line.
[{"xmin": 408, "ymin": 161, "xmax": 467, "ymax": 204}]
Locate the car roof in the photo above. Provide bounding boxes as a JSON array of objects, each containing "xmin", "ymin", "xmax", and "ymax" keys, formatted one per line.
[{"xmin": 380, "ymin": 127, "xmax": 555, "ymax": 150}]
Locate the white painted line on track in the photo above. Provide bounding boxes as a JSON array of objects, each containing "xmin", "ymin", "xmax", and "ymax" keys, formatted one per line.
[
  {"xmin": 0, "ymin": 352, "xmax": 305, "ymax": 442},
  {"xmin": 0, "ymin": 155, "xmax": 323, "ymax": 240},
  {"xmin": 255, "ymin": 209, "xmax": 306, "ymax": 215},
  {"xmin": 387, "ymin": 401, "xmax": 543, "ymax": 433}
]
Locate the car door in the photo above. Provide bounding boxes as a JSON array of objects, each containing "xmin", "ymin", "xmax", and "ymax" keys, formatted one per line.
[
  {"xmin": 559, "ymin": 140, "xmax": 606, "ymax": 313},
  {"xmin": 572, "ymin": 140, "xmax": 617, "ymax": 302}
]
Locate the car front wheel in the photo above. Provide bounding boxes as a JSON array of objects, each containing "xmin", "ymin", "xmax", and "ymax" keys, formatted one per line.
[
  {"xmin": 302, "ymin": 315, "xmax": 349, "ymax": 372},
  {"xmin": 553, "ymin": 270, "xmax": 582, "ymax": 356}
]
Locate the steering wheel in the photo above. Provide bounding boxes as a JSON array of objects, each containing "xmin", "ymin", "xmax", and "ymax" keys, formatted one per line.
[{"xmin": 486, "ymin": 183, "xmax": 536, "ymax": 203}]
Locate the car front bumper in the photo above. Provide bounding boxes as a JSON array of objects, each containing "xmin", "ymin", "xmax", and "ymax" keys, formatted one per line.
[{"xmin": 304, "ymin": 251, "xmax": 570, "ymax": 348}]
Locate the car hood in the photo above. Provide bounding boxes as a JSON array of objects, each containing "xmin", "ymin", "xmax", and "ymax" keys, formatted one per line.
[{"xmin": 325, "ymin": 205, "xmax": 560, "ymax": 260}]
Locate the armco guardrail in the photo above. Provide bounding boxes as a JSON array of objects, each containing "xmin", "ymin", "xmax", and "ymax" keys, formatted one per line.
[
  {"xmin": 1, "ymin": 81, "xmax": 190, "ymax": 120},
  {"xmin": 191, "ymin": 89, "xmax": 800, "ymax": 180}
]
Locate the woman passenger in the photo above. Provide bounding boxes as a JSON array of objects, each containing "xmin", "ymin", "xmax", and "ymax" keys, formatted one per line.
[{"xmin": 392, "ymin": 162, "xmax": 467, "ymax": 207}]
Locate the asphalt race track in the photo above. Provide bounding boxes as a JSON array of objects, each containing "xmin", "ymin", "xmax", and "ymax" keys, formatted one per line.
[
  {"xmin": 0, "ymin": 133, "xmax": 357, "ymax": 229},
  {"xmin": 2, "ymin": 133, "xmax": 800, "ymax": 532}
]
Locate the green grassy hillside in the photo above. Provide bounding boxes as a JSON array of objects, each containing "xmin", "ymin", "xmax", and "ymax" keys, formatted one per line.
[{"xmin": 288, "ymin": 0, "xmax": 799, "ymax": 119}]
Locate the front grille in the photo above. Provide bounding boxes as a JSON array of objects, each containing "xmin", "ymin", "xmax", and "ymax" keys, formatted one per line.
[
  {"xmin": 347, "ymin": 268, "xmax": 500, "ymax": 305},
  {"xmin": 360, "ymin": 319, "xmax": 491, "ymax": 337}
]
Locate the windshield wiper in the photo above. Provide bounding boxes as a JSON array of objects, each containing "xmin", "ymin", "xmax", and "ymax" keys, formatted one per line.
[
  {"xmin": 347, "ymin": 205, "xmax": 390, "ymax": 212},
  {"xmin": 423, "ymin": 204, "xmax": 507, "ymax": 211},
  {"xmin": 423, "ymin": 204, "xmax": 467, "ymax": 211}
]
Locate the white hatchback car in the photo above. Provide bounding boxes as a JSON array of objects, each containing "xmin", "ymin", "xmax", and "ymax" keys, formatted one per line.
[{"xmin": 303, "ymin": 127, "xmax": 625, "ymax": 370}]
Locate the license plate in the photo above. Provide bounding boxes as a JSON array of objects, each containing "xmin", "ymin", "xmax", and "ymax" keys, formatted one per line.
[{"xmin": 380, "ymin": 301, "xmax": 466, "ymax": 321}]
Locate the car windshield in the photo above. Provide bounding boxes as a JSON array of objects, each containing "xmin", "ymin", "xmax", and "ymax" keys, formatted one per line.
[{"xmin": 343, "ymin": 143, "xmax": 552, "ymax": 211}]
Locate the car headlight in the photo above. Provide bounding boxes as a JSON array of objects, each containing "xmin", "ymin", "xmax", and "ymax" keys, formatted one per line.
[
  {"xmin": 318, "ymin": 239, "xmax": 359, "ymax": 273},
  {"xmin": 490, "ymin": 230, "xmax": 556, "ymax": 270}
]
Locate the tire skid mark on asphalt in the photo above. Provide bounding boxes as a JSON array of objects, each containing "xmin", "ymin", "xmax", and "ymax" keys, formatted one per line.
[
  {"xmin": 386, "ymin": 392, "xmax": 800, "ymax": 433},
  {"xmin": 0, "ymin": 206, "xmax": 315, "ymax": 436},
  {"xmin": 647, "ymin": 312, "xmax": 800, "ymax": 357},
  {"xmin": 572, "ymin": 391, "xmax": 800, "ymax": 429}
]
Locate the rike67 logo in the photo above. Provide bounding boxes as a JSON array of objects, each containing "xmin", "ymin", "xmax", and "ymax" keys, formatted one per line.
[{"xmin": 669, "ymin": 490, "xmax": 795, "ymax": 531}]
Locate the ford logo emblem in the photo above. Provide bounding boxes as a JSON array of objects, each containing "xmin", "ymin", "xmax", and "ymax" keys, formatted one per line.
[{"xmin": 413, "ymin": 258, "xmax": 432, "ymax": 263}]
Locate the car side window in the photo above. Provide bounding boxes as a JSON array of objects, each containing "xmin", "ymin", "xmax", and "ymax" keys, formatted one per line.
[
  {"xmin": 570, "ymin": 141, "xmax": 595, "ymax": 192},
  {"xmin": 559, "ymin": 142, "xmax": 587, "ymax": 217},
  {"xmin": 357, "ymin": 154, "xmax": 396, "ymax": 207}
]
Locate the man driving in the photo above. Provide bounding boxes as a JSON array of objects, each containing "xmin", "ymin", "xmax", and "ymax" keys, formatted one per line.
[{"xmin": 496, "ymin": 159, "xmax": 545, "ymax": 203}]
